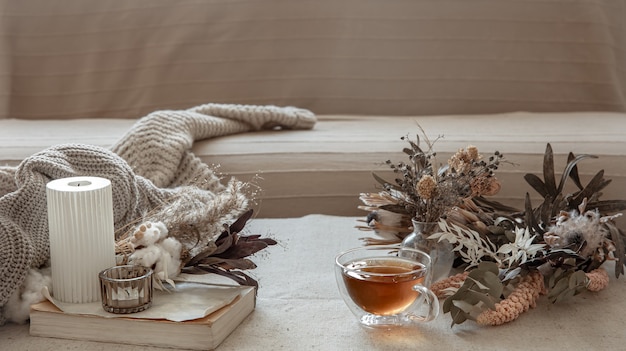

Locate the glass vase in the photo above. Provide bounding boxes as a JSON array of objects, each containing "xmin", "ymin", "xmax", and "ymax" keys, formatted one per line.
[{"xmin": 401, "ymin": 220, "xmax": 454, "ymax": 285}]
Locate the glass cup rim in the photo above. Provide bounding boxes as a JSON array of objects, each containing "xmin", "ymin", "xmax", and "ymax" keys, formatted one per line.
[
  {"xmin": 99, "ymin": 264, "xmax": 153, "ymax": 283},
  {"xmin": 335, "ymin": 244, "xmax": 431, "ymax": 277}
]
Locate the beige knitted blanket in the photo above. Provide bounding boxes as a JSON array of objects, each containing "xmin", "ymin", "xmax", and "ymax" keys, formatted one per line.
[{"xmin": 0, "ymin": 103, "xmax": 316, "ymax": 325}]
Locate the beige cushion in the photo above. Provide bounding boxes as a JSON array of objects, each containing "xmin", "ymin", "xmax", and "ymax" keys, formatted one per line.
[
  {"xmin": 1, "ymin": 0, "xmax": 625, "ymax": 119},
  {"xmin": 1, "ymin": 112, "xmax": 624, "ymax": 226}
]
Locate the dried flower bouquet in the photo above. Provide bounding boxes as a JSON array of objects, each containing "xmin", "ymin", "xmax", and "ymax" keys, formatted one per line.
[
  {"xmin": 357, "ymin": 128, "xmax": 504, "ymax": 244},
  {"xmin": 358, "ymin": 130, "xmax": 626, "ymax": 327}
]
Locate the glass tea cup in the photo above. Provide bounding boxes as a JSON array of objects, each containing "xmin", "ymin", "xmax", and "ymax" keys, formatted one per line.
[{"xmin": 335, "ymin": 245, "xmax": 439, "ymax": 328}]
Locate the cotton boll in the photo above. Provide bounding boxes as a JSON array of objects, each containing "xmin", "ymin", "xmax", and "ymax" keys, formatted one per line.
[
  {"xmin": 130, "ymin": 222, "xmax": 165, "ymax": 248},
  {"xmin": 4, "ymin": 286, "xmax": 28, "ymax": 324},
  {"xmin": 145, "ymin": 227, "xmax": 163, "ymax": 244},
  {"xmin": 155, "ymin": 238, "xmax": 183, "ymax": 279},
  {"xmin": 22, "ymin": 266, "xmax": 52, "ymax": 293},
  {"xmin": 4, "ymin": 267, "xmax": 53, "ymax": 324},
  {"xmin": 129, "ymin": 245, "xmax": 162, "ymax": 268},
  {"xmin": 152, "ymin": 221, "xmax": 169, "ymax": 240},
  {"xmin": 159, "ymin": 237, "xmax": 182, "ymax": 261},
  {"xmin": 154, "ymin": 251, "xmax": 177, "ymax": 281}
]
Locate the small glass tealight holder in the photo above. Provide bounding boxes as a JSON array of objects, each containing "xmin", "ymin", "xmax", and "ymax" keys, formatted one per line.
[{"xmin": 99, "ymin": 265, "xmax": 153, "ymax": 314}]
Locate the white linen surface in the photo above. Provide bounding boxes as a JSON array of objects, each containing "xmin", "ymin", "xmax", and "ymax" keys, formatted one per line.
[{"xmin": 1, "ymin": 215, "xmax": 625, "ymax": 350}]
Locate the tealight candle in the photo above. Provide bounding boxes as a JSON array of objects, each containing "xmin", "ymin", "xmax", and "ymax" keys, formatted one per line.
[{"xmin": 99, "ymin": 265, "xmax": 153, "ymax": 314}]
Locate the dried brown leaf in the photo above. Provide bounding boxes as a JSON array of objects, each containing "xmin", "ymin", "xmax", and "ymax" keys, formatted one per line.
[
  {"xmin": 216, "ymin": 239, "xmax": 274, "ymax": 260},
  {"xmin": 524, "ymin": 173, "xmax": 548, "ymax": 198},
  {"xmin": 572, "ymin": 170, "xmax": 606, "ymax": 205},
  {"xmin": 184, "ymin": 242, "xmax": 218, "ymax": 266},
  {"xmin": 607, "ymin": 223, "xmax": 626, "ymax": 278},
  {"xmin": 194, "ymin": 266, "xmax": 259, "ymax": 287},
  {"xmin": 543, "ymin": 143, "xmax": 557, "ymax": 197},
  {"xmin": 228, "ymin": 208, "xmax": 254, "ymax": 234},
  {"xmin": 587, "ymin": 199, "xmax": 626, "ymax": 213},
  {"xmin": 559, "ymin": 153, "xmax": 598, "ymax": 193}
]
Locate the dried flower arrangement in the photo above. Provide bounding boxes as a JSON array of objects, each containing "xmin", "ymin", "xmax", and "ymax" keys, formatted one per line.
[
  {"xmin": 357, "ymin": 127, "xmax": 505, "ymax": 243},
  {"xmin": 358, "ymin": 130, "xmax": 626, "ymax": 327},
  {"xmin": 115, "ymin": 177, "xmax": 275, "ymax": 289}
]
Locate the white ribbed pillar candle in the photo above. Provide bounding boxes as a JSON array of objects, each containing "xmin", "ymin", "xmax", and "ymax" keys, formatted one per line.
[{"xmin": 46, "ymin": 176, "xmax": 116, "ymax": 303}]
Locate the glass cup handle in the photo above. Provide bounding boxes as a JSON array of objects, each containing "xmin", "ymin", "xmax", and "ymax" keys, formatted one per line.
[{"xmin": 407, "ymin": 285, "xmax": 440, "ymax": 322}]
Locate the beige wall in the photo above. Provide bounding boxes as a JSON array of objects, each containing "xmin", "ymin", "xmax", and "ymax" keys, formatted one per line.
[{"xmin": 1, "ymin": 0, "xmax": 626, "ymax": 120}]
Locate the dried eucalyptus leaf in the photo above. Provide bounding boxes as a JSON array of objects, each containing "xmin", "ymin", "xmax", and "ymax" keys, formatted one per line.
[
  {"xmin": 482, "ymin": 271, "xmax": 504, "ymax": 298},
  {"xmin": 452, "ymin": 299, "xmax": 479, "ymax": 314},
  {"xmin": 501, "ymin": 281, "xmax": 516, "ymax": 298},
  {"xmin": 444, "ymin": 283, "xmax": 471, "ymax": 313},
  {"xmin": 569, "ymin": 271, "xmax": 582, "ymax": 289},
  {"xmin": 443, "ymin": 295, "xmax": 454, "ymax": 313},
  {"xmin": 443, "ymin": 290, "xmax": 466, "ymax": 313},
  {"xmin": 464, "ymin": 289, "xmax": 497, "ymax": 310},
  {"xmin": 450, "ymin": 308, "xmax": 468, "ymax": 327},
  {"xmin": 477, "ymin": 261, "xmax": 500, "ymax": 275},
  {"xmin": 548, "ymin": 267, "xmax": 564, "ymax": 289},
  {"xmin": 454, "ymin": 287, "xmax": 482, "ymax": 305},
  {"xmin": 572, "ymin": 270, "xmax": 587, "ymax": 288},
  {"xmin": 548, "ymin": 269, "xmax": 586, "ymax": 304},
  {"xmin": 548, "ymin": 276, "xmax": 570, "ymax": 303},
  {"xmin": 555, "ymin": 288, "xmax": 576, "ymax": 303},
  {"xmin": 465, "ymin": 276, "xmax": 490, "ymax": 292}
]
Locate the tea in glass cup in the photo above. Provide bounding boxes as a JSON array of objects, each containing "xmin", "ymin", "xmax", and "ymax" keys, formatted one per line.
[{"xmin": 335, "ymin": 245, "xmax": 439, "ymax": 328}]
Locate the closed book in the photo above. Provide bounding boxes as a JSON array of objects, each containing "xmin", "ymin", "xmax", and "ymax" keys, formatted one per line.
[{"xmin": 29, "ymin": 286, "xmax": 255, "ymax": 350}]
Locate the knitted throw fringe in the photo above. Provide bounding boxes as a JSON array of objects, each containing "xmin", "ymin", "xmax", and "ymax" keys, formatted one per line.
[{"xmin": 0, "ymin": 103, "xmax": 316, "ymax": 325}]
